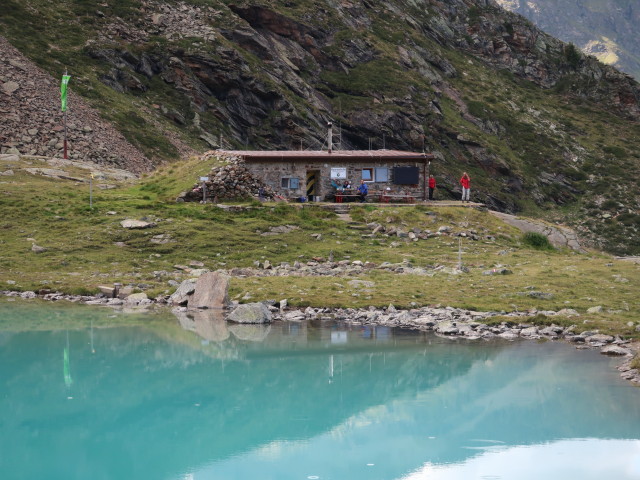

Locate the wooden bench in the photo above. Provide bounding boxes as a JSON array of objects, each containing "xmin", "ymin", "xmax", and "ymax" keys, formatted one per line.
[{"xmin": 380, "ymin": 194, "xmax": 414, "ymax": 203}]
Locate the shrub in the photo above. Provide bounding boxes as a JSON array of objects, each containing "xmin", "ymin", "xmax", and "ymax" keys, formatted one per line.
[
  {"xmin": 564, "ymin": 43, "xmax": 582, "ymax": 68},
  {"xmin": 521, "ymin": 232, "xmax": 554, "ymax": 250}
]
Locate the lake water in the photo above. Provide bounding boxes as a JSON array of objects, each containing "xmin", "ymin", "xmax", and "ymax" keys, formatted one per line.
[{"xmin": 1, "ymin": 300, "xmax": 639, "ymax": 480}]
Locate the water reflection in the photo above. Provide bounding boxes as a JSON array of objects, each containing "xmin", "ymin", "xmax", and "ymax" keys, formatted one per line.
[
  {"xmin": 173, "ymin": 308, "xmax": 230, "ymax": 342},
  {"xmin": 0, "ymin": 301, "xmax": 639, "ymax": 480}
]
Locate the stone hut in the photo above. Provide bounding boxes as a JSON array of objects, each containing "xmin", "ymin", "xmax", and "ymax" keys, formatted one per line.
[{"xmin": 220, "ymin": 149, "xmax": 435, "ymax": 201}]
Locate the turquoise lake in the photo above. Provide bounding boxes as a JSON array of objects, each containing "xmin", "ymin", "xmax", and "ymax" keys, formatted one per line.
[{"xmin": 1, "ymin": 300, "xmax": 639, "ymax": 480}]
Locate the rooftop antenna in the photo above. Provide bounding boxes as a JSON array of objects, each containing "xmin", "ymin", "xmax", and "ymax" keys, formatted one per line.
[{"xmin": 327, "ymin": 122, "xmax": 333, "ymax": 153}]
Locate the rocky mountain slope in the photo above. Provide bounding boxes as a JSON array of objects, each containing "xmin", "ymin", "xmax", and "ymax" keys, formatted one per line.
[
  {"xmin": 496, "ymin": 0, "xmax": 640, "ymax": 80},
  {"xmin": 1, "ymin": 0, "xmax": 640, "ymax": 254},
  {"xmin": 0, "ymin": 37, "xmax": 154, "ymax": 173}
]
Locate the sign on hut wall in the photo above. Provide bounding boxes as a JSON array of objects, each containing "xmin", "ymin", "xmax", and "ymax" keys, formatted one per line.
[{"xmin": 330, "ymin": 168, "xmax": 347, "ymax": 179}]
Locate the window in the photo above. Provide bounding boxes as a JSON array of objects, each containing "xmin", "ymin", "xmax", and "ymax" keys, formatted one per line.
[
  {"xmin": 361, "ymin": 168, "xmax": 373, "ymax": 181},
  {"xmin": 281, "ymin": 177, "xmax": 300, "ymax": 189},
  {"xmin": 375, "ymin": 167, "xmax": 389, "ymax": 182}
]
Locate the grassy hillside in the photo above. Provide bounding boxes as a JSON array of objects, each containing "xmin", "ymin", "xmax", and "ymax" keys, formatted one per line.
[
  {"xmin": 2, "ymin": 0, "xmax": 640, "ymax": 254},
  {"xmin": 1, "ymin": 157, "xmax": 638, "ymax": 339}
]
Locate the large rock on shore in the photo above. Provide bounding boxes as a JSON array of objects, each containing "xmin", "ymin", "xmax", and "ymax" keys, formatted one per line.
[
  {"xmin": 169, "ymin": 279, "xmax": 196, "ymax": 305},
  {"xmin": 187, "ymin": 272, "xmax": 229, "ymax": 309},
  {"xmin": 227, "ymin": 302, "xmax": 272, "ymax": 324}
]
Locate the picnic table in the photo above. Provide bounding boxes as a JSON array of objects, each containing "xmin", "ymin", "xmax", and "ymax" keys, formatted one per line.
[
  {"xmin": 380, "ymin": 193, "xmax": 414, "ymax": 203},
  {"xmin": 335, "ymin": 191, "xmax": 362, "ymax": 203}
]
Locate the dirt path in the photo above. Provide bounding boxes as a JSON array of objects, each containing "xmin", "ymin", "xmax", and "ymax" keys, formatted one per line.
[{"xmin": 489, "ymin": 211, "xmax": 586, "ymax": 252}]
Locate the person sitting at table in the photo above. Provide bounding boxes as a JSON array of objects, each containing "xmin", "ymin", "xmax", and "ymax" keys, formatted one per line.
[
  {"xmin": 357, "ymin": 179, "xmax": 368, "ymax": 203},
  {"xmin": 342, "ymin": 180, "xmax": 351, "ymax": 190}
]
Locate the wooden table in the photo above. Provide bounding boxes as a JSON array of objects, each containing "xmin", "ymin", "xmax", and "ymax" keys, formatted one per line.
[{"xmin": 335, "ymin": 192, "xmax": 362, "ymax": 203}]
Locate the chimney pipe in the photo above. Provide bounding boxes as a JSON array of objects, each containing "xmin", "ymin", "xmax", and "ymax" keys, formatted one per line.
[{"xmin": 327, "ymin": 122, "xmax": 333, "ymax": 154}]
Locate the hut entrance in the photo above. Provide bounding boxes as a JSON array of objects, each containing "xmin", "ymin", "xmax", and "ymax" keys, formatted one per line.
[{"xmin": 306, "ymin": 170, "xmax": 320, "ymax": 201}]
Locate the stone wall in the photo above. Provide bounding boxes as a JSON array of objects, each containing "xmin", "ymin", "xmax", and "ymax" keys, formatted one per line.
[
  {"xmin": 179, "ymin": 152, "xmax": 277, "ymax": 202},
  {"xmin": 245, "ymin": 159, "xmax": 429, "ymax": 200}
]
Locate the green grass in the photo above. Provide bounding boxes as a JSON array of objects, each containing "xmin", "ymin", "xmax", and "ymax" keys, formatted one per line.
[{"xmin": 1, "ymin": 157, "xmax": 639, "ymax": 338}]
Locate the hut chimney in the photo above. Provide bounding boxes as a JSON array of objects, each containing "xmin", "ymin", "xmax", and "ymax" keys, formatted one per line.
[{"xmin": 327, "ymin": 122, "xmax": 333, "ymax": 153}]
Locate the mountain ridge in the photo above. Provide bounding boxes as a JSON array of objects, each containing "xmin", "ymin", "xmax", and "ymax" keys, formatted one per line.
[{"xmin": 496, "ymin": 0, "xmax": 640, "ymax": 80}]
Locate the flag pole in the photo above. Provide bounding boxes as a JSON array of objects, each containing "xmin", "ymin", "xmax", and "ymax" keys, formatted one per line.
[
  {"xmin": 61, "ymin": 70, "xmax": 71, "ymax": 160},
  {"xmin": 63, "ymin": 69, "xmax": 68, "ymax": 159}
]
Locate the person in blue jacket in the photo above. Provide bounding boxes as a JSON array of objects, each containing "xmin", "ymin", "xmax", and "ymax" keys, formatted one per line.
[{"xmin": 357, "ymin": 179, "xmax": 368, "ymax": 203}]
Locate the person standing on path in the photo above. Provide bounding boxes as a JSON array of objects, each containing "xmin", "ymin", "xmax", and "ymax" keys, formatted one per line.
[
  {"xmin": 428, "ymin": 175, "xmax": 436, "ymax": 200},
  {"xmin": 460, "ymin": 172, "xmax": 471, "ymax": 203}
]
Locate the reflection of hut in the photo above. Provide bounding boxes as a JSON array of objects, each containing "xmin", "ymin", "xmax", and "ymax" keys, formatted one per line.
[{"xmin": 173, "ymin": 308, "xmax": 230, "ymax": 342}]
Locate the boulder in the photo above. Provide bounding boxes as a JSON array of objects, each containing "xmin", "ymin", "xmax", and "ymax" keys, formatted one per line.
[
  {"xmin": 187, "ymin": 272, "xmax": 229, "ymax": 309},
  {"xmin": 1, "ymin": 81, "xmax": 20, "ymax": 95},
  {"xmin": 587, "ymin": 333, "xmax": 614, "ymax": 344},
  {"xmin": 498, "ymin": 331, "xmax": 519, "ymax": 340},
  {"xmin": 483, "ymin": 268, "xmax": 513, "ymax": 275},
  {"xmin": 600, "ymin": 345, "xmax": 632, "ymax": 356},
  {"xmin": 227, "ymin": 302, "xmax": 272, "ymax": 324},
  {"xmin": 97, "ymin": 285, "xmax": 116, "ymax": 298},
  {"xmin": 169, "ymin": 279, "xmax": 196, "ymax": 305},
  {"xmin": 520, "ymin": 326, "xmax": 539, "ymax": 337},
  {"xmin": 436, "ymin": 321, "xmax": 459, "ymax": 335},
  {"xmin": 120, "ymin": 219, "xmax": 157, "ymax": 229},
  {"xmin": 124, "ymin": 292, "xmax": 150, "ymax": 306}
]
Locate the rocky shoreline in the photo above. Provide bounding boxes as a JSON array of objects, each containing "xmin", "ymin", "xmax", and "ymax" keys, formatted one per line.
[{"xmin": 2, "ymin": 288, "xmax": 639, "ymax": 387}]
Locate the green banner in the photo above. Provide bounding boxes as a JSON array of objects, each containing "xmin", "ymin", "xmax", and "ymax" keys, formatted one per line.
[{"xmin": 60, "ymin": 74, "xmax": 71, "ymax": 112}]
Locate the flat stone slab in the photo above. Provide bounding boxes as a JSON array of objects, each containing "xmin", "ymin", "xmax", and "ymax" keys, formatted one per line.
[
  {"xmin": 600, "ymin": 345, "xmax": 632, "ymax": 356},
  {"xmin": 120, "ymin": 219, "xmax": 157, "ymax": 229}
]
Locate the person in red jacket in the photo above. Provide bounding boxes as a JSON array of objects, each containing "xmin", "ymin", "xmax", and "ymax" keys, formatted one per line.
[
  {"xmin": 428, "ymin": 175, "xmax": 436, "ymax": 200},
  {"xmin": 460, "ymin": 172, "xmax": 471, "ymax": 203}
]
